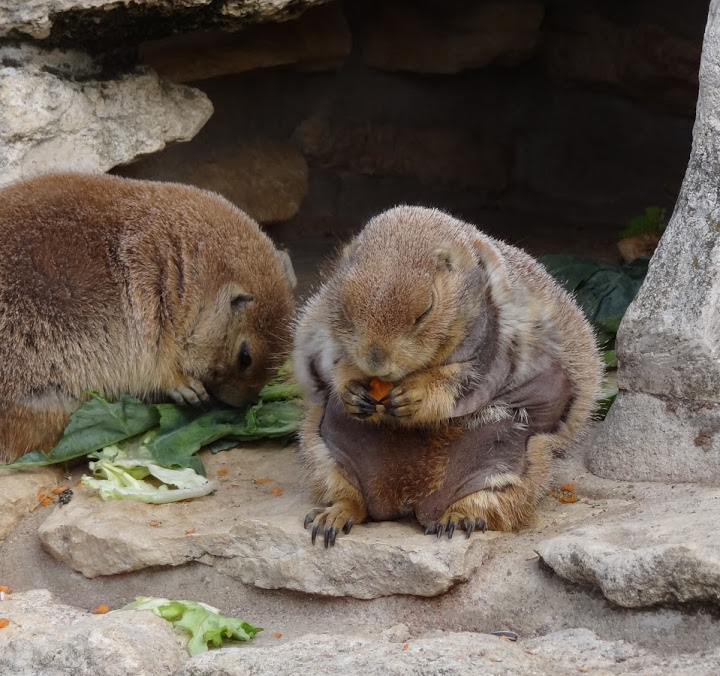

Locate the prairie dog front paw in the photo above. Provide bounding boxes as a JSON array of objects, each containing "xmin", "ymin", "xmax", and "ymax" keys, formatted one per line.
[{"xmin": 167, "ymin": 375, "xmax": 210, "ymax": 407}]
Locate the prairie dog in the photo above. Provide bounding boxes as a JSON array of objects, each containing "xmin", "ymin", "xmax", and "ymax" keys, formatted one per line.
[
  {"xmin": 0, "ymin": 172, "xmax": 295, "ymax": 463},
  {"xmin": 294, "ymin": 206, "xmax": 603, "ymax": 546}
]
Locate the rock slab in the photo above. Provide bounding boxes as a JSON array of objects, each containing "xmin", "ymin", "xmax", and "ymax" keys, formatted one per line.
[
  {"xmin": 537, "ymin": 488, "xmax": 720, "ymax": 607},
  {"xmin": 0, "ymin": 589, "xmax": 187, "ymax": 676},
  {"xmin": 38, "ymin": 446, "xmax": 486, "ymax": 599},
  {"xmin": 0, "ymin": 45, "xmax": 213, "ymax": 187},
  {"xmin": 590, "ymin": 0, "xmax": 720, "ymax": 482}
]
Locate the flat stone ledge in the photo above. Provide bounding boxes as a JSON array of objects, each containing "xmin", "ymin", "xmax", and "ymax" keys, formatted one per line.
[
  {"xmin": 38, "ymin": 445, "xmax": 487, "ymax": 599},
  {"xmin": 536, "ymin": 487, "xmax": 720, "ymax": 607}
]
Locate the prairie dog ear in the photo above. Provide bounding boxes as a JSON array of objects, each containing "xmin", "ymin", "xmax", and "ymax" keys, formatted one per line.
[
  {"xmin": 433, "ymin": 242, "xmax": 476, "ymax": 272},
  {"xmin": 277, "ymin": 248, "xmax": 297, "ymax": 289},
  {"xmin": 225, "ymin": 283, "xmax": 255, "ymax": 312}
]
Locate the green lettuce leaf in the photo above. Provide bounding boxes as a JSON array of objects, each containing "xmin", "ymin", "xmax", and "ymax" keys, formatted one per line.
[
  {"xmin": 0, "ymin": 394, "xmax": 159, "ymax": 470},
  {"xmin": 81, "ymin": 443, "xmax": 216, "ymax": 504},
  {"xmin": 121, "ymin": 596, "xmax": 262, "ymax": 656}
]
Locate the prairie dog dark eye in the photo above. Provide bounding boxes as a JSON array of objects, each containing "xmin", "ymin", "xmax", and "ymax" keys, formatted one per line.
[
  {"xmin": 414, "ymin": 298, "xmax": 434, "ymax": 325},
  {"xmin": 238, "ymin": 341, "xmax": 252, "ymax": 370}
]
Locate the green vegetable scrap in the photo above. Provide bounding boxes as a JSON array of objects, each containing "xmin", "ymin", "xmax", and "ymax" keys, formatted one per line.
[
  {"xmin": 539, "ymin": 255, "xmax": 650, "ymax": 420},
  {"xmin": 121, "ymin": 597, "xmax": 262, "ymax": 656},
  {"xmin": 0, "ymin": 363, "xmax": 305, "ymax": 473},
  {"xmin": 81, "ymin": 442, "xmax": 216, "ymax": 504},
  {"xmin": 619, "ymin": 205, "xmax": 668, "ymax": 239}
]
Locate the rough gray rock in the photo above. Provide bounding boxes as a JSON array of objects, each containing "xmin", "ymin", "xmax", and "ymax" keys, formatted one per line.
[
  {"xmin": 0, "ymin": 0, "xmax": 332, "ymax": 41},
  {"xmin": 178, "ymin": 628, "xmax": 720, "ymax": 675},
  {"xmin": 0, "ymin": 45, "xmax": 213, "ymax": 187},
  {"xmin": 0, "ymin": 589, "xmax": 187, "ymax": 676},
  {"xmin": 536, "ymin": 488, "xmax": 720, "ymax": 607},
  {"xmin": 37, "ymin": 447, "xmax": 486, "ymax": 599},
  {"xmin": 590, "ymin": 0, "xmax": 720, "ymax": 482},
  {"xmin": 0, "ymin": 467, "xmax": 60, "ymax": 541}
]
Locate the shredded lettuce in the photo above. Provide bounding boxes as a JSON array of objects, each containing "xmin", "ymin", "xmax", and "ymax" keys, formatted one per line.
[
  {"xmin": 81, "ymin": 442, "xmax": 216, "ymax": 504},
  {"xmin": 121, "ymin": 596, "xmax": 262, "ymax": 655}
]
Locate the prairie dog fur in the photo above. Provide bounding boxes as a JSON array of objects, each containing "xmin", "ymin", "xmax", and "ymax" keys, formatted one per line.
[
  {"xmin": 0, "ymin": 172, "xmax": 295, "ymax": 463},
  {"xmin": 294, "ymin": 206, "xmax": 603, "ymax": 546}
]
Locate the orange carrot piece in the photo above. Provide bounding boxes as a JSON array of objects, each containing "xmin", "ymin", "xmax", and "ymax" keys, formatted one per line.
[
  {"xmin": 185, "ymin": 529, "xmax": 196, "ymax": 535},
  {"xmin": 91, "ymin": 604, "xmax": 110, "ymax": 614},
  {"xmin": 368, "ymin": 377, "xmax": 393, "ymax": 402},
  {"xmin": 0, "ymin": 618, "xmax": 9, "ymax": 629},
  {"xmin": 254, "ymin": 477, "xmax": 274, "ymax": 485},
  {"xmin": 52, "ymin": 485, "xmax": 69, "ymax": 495},
  {"xmin": 40, "ymin": 497, "xmax": 52, "ymax": 507},
  {"xmin": 559, "ymin": 483, "xmax": 575, "ymax": 493},
  {"xmin": 271, "ymin": 486, "xmax": 283, "ymax": 497},
  {"xmin": 0, "ymin": 585, "xmax": 10, "ymax": 594},
  {"xmin": 217, "ymin": 469, "xmax": 229, "ymax": 477}
]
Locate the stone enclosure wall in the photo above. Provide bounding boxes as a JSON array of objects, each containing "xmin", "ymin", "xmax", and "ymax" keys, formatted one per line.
[{"xmin": 0, "ymin": 0, "xmax": 708, "ymax": 263}]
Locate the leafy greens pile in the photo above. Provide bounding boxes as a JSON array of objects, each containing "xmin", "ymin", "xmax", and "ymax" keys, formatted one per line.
[
  {"xmin": 0, "ymin": 367, "xmax": 304, "ymax": 475},
  {"xmin": 121, "ymin": 597, "xmax": 262, "ymax": 656},
  {"xmin": 539, "ymin": 254, "xmax": 649, "ymax": 417}
]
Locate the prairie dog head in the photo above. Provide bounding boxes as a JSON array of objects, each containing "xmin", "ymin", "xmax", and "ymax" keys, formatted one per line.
[
  {"xmin": 175, "ymin": 239, "xmax": 296, "ymax": 408},
  {"xmin": 329, "ymin": 206, "xmax": 484, "ymax": 381}
]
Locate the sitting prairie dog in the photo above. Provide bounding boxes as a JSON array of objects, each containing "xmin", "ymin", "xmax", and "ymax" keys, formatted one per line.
[
  {"xmin": 0, "ymin": 172, "xmax": 295, "ymax": 464},
  {"xmin": 294, "ymin": 206, "xmax": 603, "ymax": 546}
]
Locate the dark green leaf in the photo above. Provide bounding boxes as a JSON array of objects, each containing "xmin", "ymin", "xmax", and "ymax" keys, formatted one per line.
[{"xmin": 0, "ymin": 394, "xmax": 159, "ymax": 470}]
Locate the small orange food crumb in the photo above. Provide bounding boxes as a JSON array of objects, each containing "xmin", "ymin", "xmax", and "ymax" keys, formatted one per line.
[
  {"xmin": 559, "ymin": 483, "xmax": 575, "ymax": 493},
  {"xmin": 40, "ymin": 497, "xmax": 52, "ymax": 507},
  {"xmin": 149, "ymin": 521, "xmax": 160, "ymax": 528},
  {"xmin": 368, "ymin": 377, "xmax": 393, "ymax": 402},
  {"xmin": 38, "ymin": 492, "xmax": 47, "ymax": 501},
  {"xmin": 254, "ymin": 477, "xmax": 274, "ymax": 485},
  {"xmin": 91, "ymin": 604, "xmax": 110, "ymax": 615},
  {"xmin": 217, "ymin": 469, "xmax": 229, "ymax": 477},
  {"xmin": 557, "ymin": 494, "xmax": 578, "ymax": 503},
  {"xmin": 52, "ymin": 485, "xmax": 69, "ymax": 495},
  {"xmin": 231, "ymin": 484, "xmax": 240, "ymax": 489},
  {"xmin": 271, "ymin": 486, "xmax": 283, "ymax": 497},
  {"xmin": 185, "ymin": 529, "xmax": 196, "ymax": 535},
  {"xmin": 0, "ymin": 619, "xmax": 9, "ymax": 630},
  {"xmin": 274, "ymin": 633, "xmax": 283, "ymax": 639},
  {"xmin": 402, "ymin": 643, "xmax": 409, "ymax": 651},
  {"xmin": 0, "ymin": 585, "xmax": 10, "ymax": 594}
]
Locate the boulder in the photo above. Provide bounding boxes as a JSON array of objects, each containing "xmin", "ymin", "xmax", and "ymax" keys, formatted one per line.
[
  {"xmin": 38, "ymin": 446, "xmax": 486, "ymax": 599},
  {"xmin": 362, "ymin": 0, "xmax": 544, "ymax": 74},
  {"xmin": 0, "ymin": 467, "xmax": 61, "ymax": 541},
  {"xmin": 590, "ymin": 0, "xmax": 720, "ymax": 483},
  {"xmin": 544, "ymin": 12, "xmax": 701, "ymax": 114},
  {"xmin": 537, "ymin": 486, "xmax": 720, "ymax": 608},
  {"xmin": 139, "ymin": 4, "xmax": 351, "ymax": 82},
  {"xmin": 293, "ymin": 115, "xmax": 510, "ymax": 190},
  {"xmin": 0, "ymin": 589, "xmax": 187, "ymax": 676},
  {"xmin": 0, "ymin": 45, "xmax": 213, "ymax": 187}
]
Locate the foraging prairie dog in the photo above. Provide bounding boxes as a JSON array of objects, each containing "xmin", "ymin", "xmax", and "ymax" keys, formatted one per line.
[
  {"xmin": 294, "ymin": 206, "xmax": 603, "ymax": 546},
  {"xmin": 0, "ymin": 173, "xmax": 295, "ymax": 463}
]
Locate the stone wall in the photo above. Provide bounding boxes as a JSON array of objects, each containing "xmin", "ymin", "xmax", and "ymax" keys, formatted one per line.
[{"xmin": 0, "ymin": 0, "xmax": 709, "ymax": 259}]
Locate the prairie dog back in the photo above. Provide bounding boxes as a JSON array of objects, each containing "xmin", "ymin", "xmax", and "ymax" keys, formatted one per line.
[{"xmin": 0, "ymin": 172, "xmax": 296, "ymax": 463}]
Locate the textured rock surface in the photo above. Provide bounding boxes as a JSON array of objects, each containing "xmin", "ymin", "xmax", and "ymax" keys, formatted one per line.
[
  {"xmin": 0, "ymin": 467, "xmax": 60, "ymax": 541},
  {"xmin": 37, "ymin": 447, "xmax": 485, "ymax": 599},
  {"xmin": 0, "ymin": 0, "xmax": 332, "ymax": 41},
  {"xmin": 362, "ymin": 0, "xmax": 544, "ymax": 73},
  {"xmin": 544, "ymin": 11, "xmax": 701, "ymax": 114},
  {"xmin": 0, "ymin": 45, "xmax": 213, "ymax": 187},
  {"xmin": 537, "ymin": 486, "xmax": 720, "ymax": 607},
  {"xmin": 179, "ymin": 629, "xmax": 720, "ymax": 675},
  {"xmin": 140, "ymin": 4, "xmax": 350, "ymax": 82},
  {"xmin": 590, "ymin": 0, "xmax": 720, "ymax": 482},
  {"xmin": 293, "ymin": 115, "xmax": 510, "ymax": 190},
  {"xmin": 0, "ymin": 589, "xmax": 187, "ymax": 675},
  {"xmin": 121, "ymin": 139, "xmax": 309, "ymax": 223}
]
